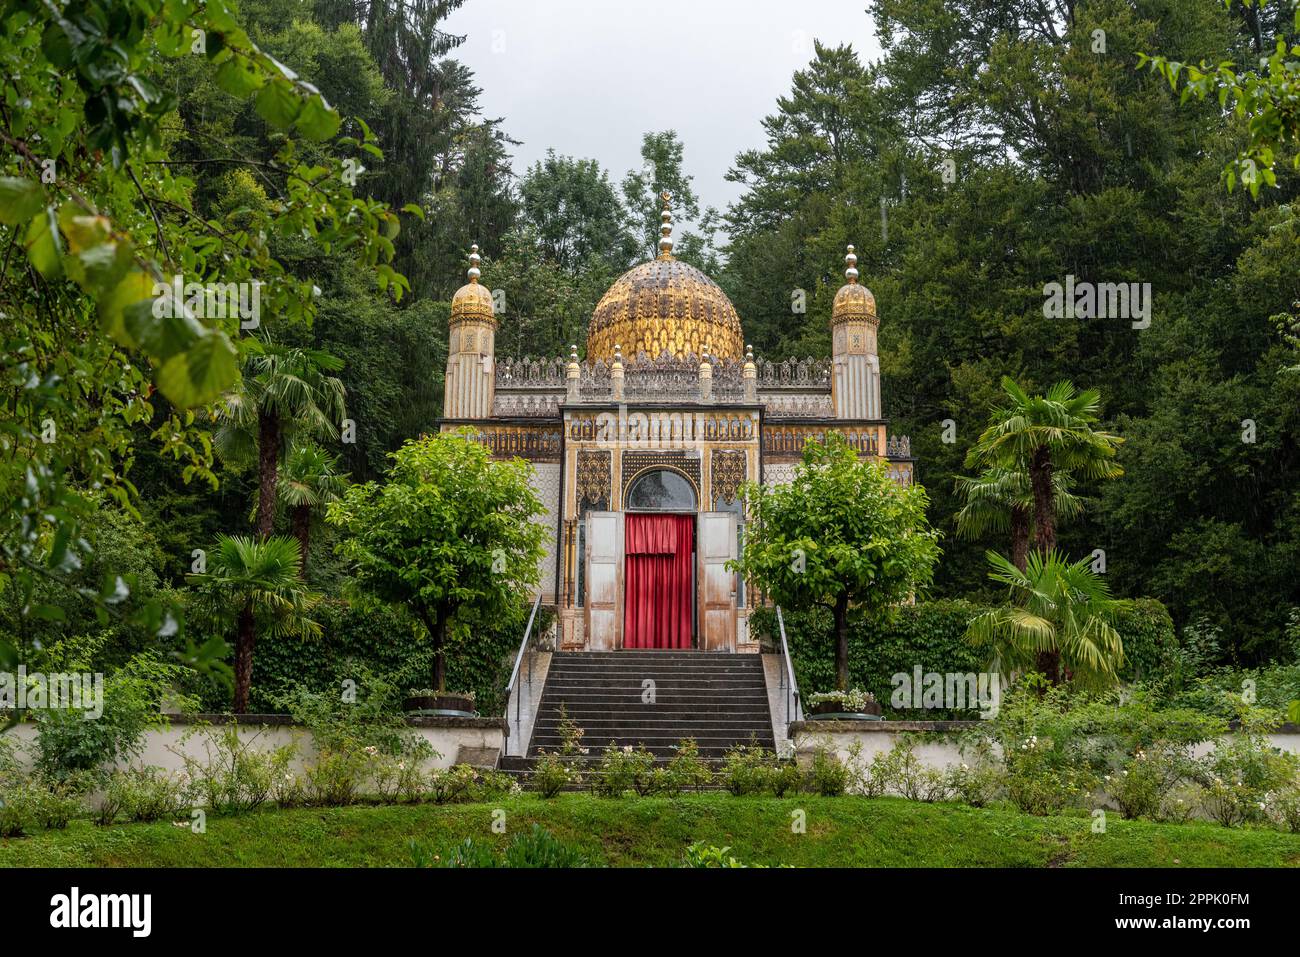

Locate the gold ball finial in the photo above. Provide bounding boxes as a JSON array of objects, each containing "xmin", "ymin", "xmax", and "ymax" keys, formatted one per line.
[
  {"xmin": 569, "ymin": 344, "xmax": 579, "ymax": 362},
  {"xmin": 467, "ymin": 243, "xmax": 481, "ymax": 284},
  {"xmin": 844, "ymin": 244, "xmax": 858, "ymax": 284},
  {"xmin": 658, "ymin": 191, "xmax": 674, "ymax": 260}
]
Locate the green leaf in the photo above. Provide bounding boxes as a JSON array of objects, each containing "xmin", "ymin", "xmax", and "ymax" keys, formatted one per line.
[
  {"xmin": 215, "ymin": 56, "xmax": 264, "ymax": 97},
  {"xmin": 295, "ymin": 94, "xmax": 340, "ymax": 142},
  {"xmin": 24, "ymin": 206, "xmax": 63, "ymax": 278},
  {"xmin": 0, "ymin": 177, "xmax": 43, "ymax": 225},
  {"xmin": 255, "ymin": 78, "xmax": 302, "ymax": 129},
  {"xmin": 155, "ymin": 331, "xmax": 238, "ymax": 408},
  {"xmin": 98, "ymin": 270, "xmax": 158, "ymax": 347}
]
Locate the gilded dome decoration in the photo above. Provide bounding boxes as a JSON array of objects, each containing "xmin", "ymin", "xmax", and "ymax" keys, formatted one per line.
[
  {"xmin": 832, "ymin": 244, "xmax": 877, "ymax": 325},
  {"xmin": 450, "ymin": 243, "xmax": 495, "ymax": 325},
  {"xmin": 586, "ymin": 194, "xmax": 744, "ymax": 362}
]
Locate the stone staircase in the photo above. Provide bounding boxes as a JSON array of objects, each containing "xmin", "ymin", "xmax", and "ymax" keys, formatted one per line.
[{"xmin": 500, "ymin": 651, "xmax": 776, "ymax": 779}]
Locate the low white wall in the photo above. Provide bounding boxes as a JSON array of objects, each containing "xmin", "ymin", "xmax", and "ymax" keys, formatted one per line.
[
  {"xmin": 6, "ymin": 713, "xmax": 507, "ymax": 776},
  {"xmin": 792, "ymin": 721, "xmax": 1300, "ymax": 772}
]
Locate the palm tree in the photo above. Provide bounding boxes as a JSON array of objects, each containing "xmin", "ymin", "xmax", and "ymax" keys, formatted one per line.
[
  {"xmin": 954, "ymin": 466, "xmax": 1085, "ymax": 571},
  {"xmin": 966, "ymin": 549, "xmax": 1125, "ymax": 687},
  {"xmin": 965, "ymin": 377, "xmax": 1123, "ymax": 556},
  {"xmin": 252, "ymin": 441, "xmax": 350, "ymax": 575},
  {"xmin": 190, "ymin": 535, "xmax": 321, "ymax": 713},
  {"xmin": 215, "ymin": 340, "xmax": 347, "ymax": 540}
]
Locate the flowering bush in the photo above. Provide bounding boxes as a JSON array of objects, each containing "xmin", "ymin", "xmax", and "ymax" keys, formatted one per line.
[
  {"xmin": 592, "ymin": 742, "xmax": 656, "ymax": 797},
  {"xmin": 531, "ymin": 752, "xmax": 580, "ymax": 798},
  {"xmin": 807, "ymin": 689, "xmax": 877, "ymax": 711}
]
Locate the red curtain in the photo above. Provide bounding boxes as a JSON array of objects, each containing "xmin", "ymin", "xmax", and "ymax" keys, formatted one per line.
[{"xmin": 624, "ymin": 514, "xmax": 694, "ymax": 649}]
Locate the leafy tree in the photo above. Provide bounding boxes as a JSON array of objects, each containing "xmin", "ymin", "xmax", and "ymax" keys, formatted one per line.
[
  {"xmin": 519, "ymin": 150, "xmax": 636, "ymax": 273},
  {"xmin": 1141, "ymin": 0, "xmax": 1300, "ymax": 196},
  {"xmin": 965, "ymin": 378, "xmax": 1123, "ymax": 556},
  {"xmin": 190, "ymin": 535, "xmax": 320, "ymax": 713},
  {"xmin": 732, "ymin": 433, "xmax": 941, "ymax": 691},
  {"xmin": 0, "ymin": 0, "xmax": 405, "ymax": 688},
  {"xmin": 621, "ymin": 130, "xmax": 719, "ymax": 269},
  {"xmin": 326, "ymin": 431, "xmax": 546, "ymax": 692},
  {"xmin": 966, "ymin": 549, "xmax": 1125, "ymax": 687},
  {"xmin": 214, "ymin": 341, "xmax": 348, "ymax": 539}
]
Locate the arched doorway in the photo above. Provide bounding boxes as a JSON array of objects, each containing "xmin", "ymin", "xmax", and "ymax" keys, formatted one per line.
[{"xmin": 624, "ymin": 469, "xmax": 696, "ymax": 649}]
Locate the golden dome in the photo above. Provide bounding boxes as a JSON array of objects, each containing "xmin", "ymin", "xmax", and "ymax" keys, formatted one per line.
[
  {"xmin": 832, "ymin": 244, "xmax": 876, "ymax": 325},
  {"xmin": 586, "ymin": 257, "xmax": 744, "ymax": 362},
  {"xmin": 585, "ymin": 194, "xmax": 743, "ymax": 362},
  {"xmin": 450, "ymin": 244, "xmax": 495, "ymax": 324}
]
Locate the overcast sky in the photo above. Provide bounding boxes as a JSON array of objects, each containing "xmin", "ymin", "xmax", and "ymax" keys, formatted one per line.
[{"xmin": 442, "ymin": 0, "xmax": 883, "ymax": 222}]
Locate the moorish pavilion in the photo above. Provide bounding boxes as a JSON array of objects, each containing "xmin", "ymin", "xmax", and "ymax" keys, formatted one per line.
[{"xmin": 440, "ymin": 195, "xmax": 913, "ymax": 653}]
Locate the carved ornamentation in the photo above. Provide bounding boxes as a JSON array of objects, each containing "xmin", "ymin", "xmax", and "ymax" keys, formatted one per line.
[
  {"xmin": 711, "ymin": 450, "xmax": 747, "ymax": 505},
  {"xmin": 620, "ymin": 450, "xmax": 700, "ymax": 503},
  {"xmin": 576, "ymin": 450, "xmax": 612, "ymax": 508}
]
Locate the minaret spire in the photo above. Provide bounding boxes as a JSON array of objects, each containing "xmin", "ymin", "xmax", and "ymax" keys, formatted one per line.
[
  {"xmin": 844, "ymin": 244, "xmax": 858, "ymax": 284},
  {"xmin": 467, "ymin": 243, "xmax": 481, "ymax": 283},
  {"xmin": 657, "ymin": 191, "xmax": 674, "ymax": 260}
]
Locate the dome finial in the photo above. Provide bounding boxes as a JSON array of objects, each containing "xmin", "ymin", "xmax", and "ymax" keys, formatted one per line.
[
  {"xmin": 844, "ymin": 244, "xmax": 858, "ymax": 284},
  {"xmin": 467, "ymin": 243, "xmax": 481, "ymax": 284},
  {"xmin": 658, "ymin": 190, "xmax": 674, "ymax": 260}
]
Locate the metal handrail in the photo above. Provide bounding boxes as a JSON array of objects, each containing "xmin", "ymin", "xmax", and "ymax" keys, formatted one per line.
[
  {"xmin": 504, "ymin": 593, "xmax": 543, "ymax": 753},
  {"xmin": 775, "ymin": 606, "xmax": 803, "ymax": 726}
]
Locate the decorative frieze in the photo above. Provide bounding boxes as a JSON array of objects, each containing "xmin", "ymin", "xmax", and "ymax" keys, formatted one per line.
[{"xmin": 457, "ymin": 423, "xmax": 561, "ymax": 461}]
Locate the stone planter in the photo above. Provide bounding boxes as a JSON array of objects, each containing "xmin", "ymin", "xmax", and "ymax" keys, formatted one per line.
[{"xmin": 404, "ymin": 693, "xmax": 476, "ymax": 716}]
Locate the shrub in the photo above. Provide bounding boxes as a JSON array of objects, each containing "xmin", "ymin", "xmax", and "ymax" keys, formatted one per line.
[
  {"xmin": 101, "ymin": 766, "xmax": 192, "ymax": 824},
  {"xmin": 530, "ymin": 752, "xmax": 578, "ymax": 798},
  {"xmin": 1104, "ymin": 743, "xmax": 1193, "ymax": 820},
  {"xmin": 591, "ymin": 742, "xmax": 656, "ymax": 797},
  {"xmin": 720, "ymin": 743, "xmax": 776, "ymax": 796},
  {"xmin": 884, "ymin": 738, "xmax": 951, "ymax": 803},
  {"xmin": 1195, "ymin": 714, "xmax": 1300, "ymax": 827},
  {"xmin": 0, "ymin": 780, "xmax": 85, "ymax": 835},
  {"xmin": 665, "ymin": 738, "xmax": 713, "ymax": 793},
  {"xmin": 371, "ymin": 737, "xmax": 438, "ymax": 803},
  {"xmin": 174, "ymin": 724, "xmax": 299, "ymax": 814},
  {"xmin": 809, "ymin": 747, "xmax": 849, "ymax": 797},
  {"xmin": 34, "ymin": 654, "xmax": 193, "ymax": 782},
  {"xmin": 428, "ymin": 764, "xmax": 518, "ymax": 804}
]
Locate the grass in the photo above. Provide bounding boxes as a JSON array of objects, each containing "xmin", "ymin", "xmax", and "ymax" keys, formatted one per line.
[{"xmin": 3, "ymin": 794, "xmax": 1300, "ymax": 867}]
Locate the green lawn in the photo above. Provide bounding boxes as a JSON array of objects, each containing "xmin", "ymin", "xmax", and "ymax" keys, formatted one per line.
[{"xmin": 3, "ymin": 795, "xmax": 1299, "ymax": 868}]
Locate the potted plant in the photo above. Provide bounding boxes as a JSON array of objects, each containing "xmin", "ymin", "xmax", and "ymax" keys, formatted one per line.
[
  {"xmin": 404, "ymin": 688, "xmax": 477, "ymax": 716},
  {"xmin": 807, "ymin": 689, "xmax": 882, "ymax": 720}
]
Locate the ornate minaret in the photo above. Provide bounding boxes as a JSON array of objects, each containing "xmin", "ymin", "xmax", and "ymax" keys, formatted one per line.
[
  {"xmin": 443, "ymin": 244, "xmax": 496, "ymax": 419},
  {"xmin": 830, "ymin": 245, "xmax": 881, "ymax": 419}
]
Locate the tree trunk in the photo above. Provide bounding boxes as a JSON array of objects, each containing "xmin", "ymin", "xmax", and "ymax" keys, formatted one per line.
[
  {"xmin": 233, "ymin": 601, "xmax": 255, "ymax": 714},
  {"xmin": 291, "ymin": 504, "xmax": 311, "ymax": 576},
  {"xmin": 1029, "ymin": 445, "xmax": 1056, "ymax": 555},
  {"xmin": 833, "ymin": 592, "xmax": 850, "ymax": 692},
  {"xmin": 1028, "ymin": 448, "xmax": 1061, "ymax": 684},
  {"xmin": 419, "ymin": 607, "xmax": 449, "ymax": 693},
  {"xmin": 1010, "ymin": 504, "xmax": 1030, "ymax": 572},
  {"xmin": 256, "ymin": 411, "xmax": 281, "ymax": 540}
]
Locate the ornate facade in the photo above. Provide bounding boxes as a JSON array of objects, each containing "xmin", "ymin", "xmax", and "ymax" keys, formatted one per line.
[{"xmin": 440, "ymin": 197, "xmax": 913, "ymax": 652}]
